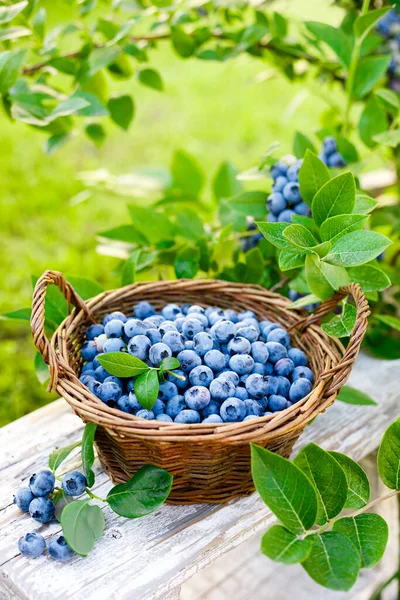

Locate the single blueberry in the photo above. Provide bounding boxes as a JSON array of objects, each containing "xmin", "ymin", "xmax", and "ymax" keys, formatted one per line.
[
  {"xmin": 188, "ymin": 312, "xmax": 208, "ymax": 327},
  {"xmin": 201, "ymin": 400, "xmax": 221, "ymax": 419},
  {"xmin": 187, "ymin": 304, "xmax": 205, "ymax": 315},
  {"xmin": 94, "ymin": 365, "xmax": 110, "ymax": 382},
  {"xmin": 147, "ymin": 328, "xmax": 162, "ymax": 345},
  {"xmin": 275, "ymin": 375, "xmax": 291, "ymax": 398},
  {"xmin": 327, "ymin": 152, "xmax": 346, "ymax": 168},
  {"xmin": 174, "ymin": 409, "xmax": 201, "ymax": 424},
  {"xmin": 270, "ymin": 161, "xmax": 288, "ymax": 179},
  {"xmin": 136, "ymin": 409, "xmax": 155, "ymax": 420},
  {"xmin": 282, "ymin": 182, "xmax": 301, "ymax": 204},
  {"xmin": 267, "ymin": 212, "xmax": 277, "ymax": 222},
  {"xmin": 103, "ymin": 338, "xmax": 126, "ymax": 353},
  {"xmin": 62, "ymin": 471, "xmax": 87, "ymax": 496},
  {"xmin": 288, "ymin": 348, "xmax": 308, "ymax": 367},
  {"xmin": 86, "ymin": 324, "xmax": 105, "ymax": 341},
  {"xmin": 103, "ymin": 311, "xmax": 127, "ymax": 326},
  {"xmin": 268, "ymin": 394, "xmax": 291, "ymax": 412},
  {"xmin": 156, "ymin": 414, "xmax": 173, "ymax": 422},
  {"xmin": 104, "ymin": 376, "xmax": 123, "ymax": 390},
  {"xmin": 227, "ymin": 336, "xmax": 251, "ymax": 356},
  {"xmin": 162, "ymin": 331, "xmax": 185, "ymax": 354},
  {"xmin": 235, "ymin": 325, "xmax": 259, "ymax": 343},
  {"xmin": 134, "ymin": 301, "xmax": 156, "ymax": 319},
  {"xmin": 292, "ymin": 366, "xmax": 314, "ymax": 383},
  {"xmin": 323, "ymin": 136, "xmax": 337, "ymax": 156},
  {"xmin": 193, "ymin": 332, "xmax": 214, "ymax": 357},
  {"xmin": 159, "ymin": 321, "xmax": 178, "ymax": 336},
  {"xmin": 18, "ymin": 532, "xmax": 46, "ymax": 558},
  {"xmin": 29, "ymin": 496, "xmax": 55, "ymax": 523},
  {"xmin": 117, "ymin": 394, "xmax": 137, "ymax": 413},
  {"xmin": 165, "ymin": 395, "xmax": 186, "ymax": 418},
  {"xmin": 124, "ymin": 318, "xmax": 148, "ymax": 339},
  {"xmin": 208, "ymin": 309, "xmax": 225, "ymax": 326},
  {"xmin": 220, "ymin": 370, "xmax": 239, "ymax": 387},
  {"xmin": 161, "ymin": 304, "xmax": 181, "ymax": 321},
  {"xmin": 252, "ymin": 362, "xmax": 269, "ymax": 375},
  {"xmin": 229, "ymin": 354, "xmax": 254, "ymax": 375},
  {"xmin": 14, "ymin": 488, "xmax": 34, "ymax": 511},
  {"xmin": 211, "ymin": 320, "xmax": 236, "ymax": 343},
  {"xmin": 185, "ymin": 340, "xmax": 195, "ymax": 350},
  {"xmin": 128, "ymin": 335, "xmax": 151, "ymax": 360},
  {"xmin": 266, "ymin": 375, "xmax": 279, "ymax": 396},
  {"xmin": 158, "ymin": 381, "xmax": 178, "ymax": 401},
  {"xmin": 29, "ymin": 470, "xmax": 55, "ymax": 497},
  {"xmin": 174, "ymin": 317, "xmax": 185, "ymax": 332},
  {"xmin": 182, "ymin": 317, "xmax": 204, "ymax": 340},
  {"xmin": 278, "ymin": 209, "xmax": 295, "ymax": 222},
  {"xmin": 176, "ymin": 349, "xmax": 202, "ymax": 372},
  {"xmin": 104, "ymin": 319, "xmax": 125, "ymax": 338},
  {"xmin": 189, "ymin": 365, "xmax": 214, "ymax": 387},
  {"xmin": 145, "ymin": 315, "xmax": 164, "ymax": 328},
  {"xmin": 80, "ymin": 373, "xmax": 95, "ymax": 386},
  {"xmin": 251, "ymin": 341, "xmax": 269, "ymax": 364},
  {"xmin": 204, "ymin": 349, "xmax": 228, "ymax": 372},
  {"xmin": 87, "ymin": 379, "xmax": 101, "ymax": 396},
  {"xmin": 223, "ymin": 309, "xmax": 238, "ymax": 323},
  {"xmin": 260, "ymin": 322, "xmax": 280, "ymax": 338},
  {"xmin": 267, "ymin": 192, "xmax": 287, "ymax": 216},
  {"xmin": 286, "ymin": 161, "xmax": 302, "ymax": 182},
  {"xmin": 220, "ymin": 398, "xmax": 246, "ymax": 422},
  {"xmin": 166, "ymin": 369, "xmax": 188, "ymax": 390},
  {"xmin": 245, "ymin": 373, "xmax": 269, "ymax": 399},
  {"xmin": 126, "ymin": 379, "xmax": 135, "ymax": 393},
  {"xmin": 81, "ymin": 341, "xmax": 98, "ymax": 362},
  {"xmin": 94, "ymin": 333, "xmax": 108, "ymax": 352},
  {"xmin": 267, "ymin": 328, "xmax": 290, "ymax": 348},
  {"xmin": 234, "ymin": 386, "xmax": 248, "ymax": 401},
  {"xmin": 272, "ymin": 176, "xmax": 287, "ymax": 193},
  {"xmin": 294, "ymin": 201, "xmax": 311, "ymax": 216},
  {"xmin": 48, "ymin": 536, "xmax": 75, "ymax": 562},
  {"xmin": 289, "ymin": 378, "xmax": 312, "ymax": 402},
  {"xmin": 149, "ymin": 343, "xmax": 172, "ymax": 366},
  {"xmin": 184, "ymin": 386, "xmax": 211, "ymax": 410},
  {"xmin": 209, "ymin": 377, "xmax": 236, "ymax": 401},
  {"xmin": 202, "ymin": 414, "xmax": 223, "ymax": 424},
  {"xmin": 81, "ymin": 362, "xmax": 94, "ymax": 373},
  {"xmin": 152, "ymin": 399, "xmax": 165, "ymax": 416},
  {"xmin": 274, "ymin": 358, "xmax": 295, "ymax": 378},
  {"xmin": 98, "ymin": 381, "xmax": 122, "ymax": 406},
  {"xmin": 265, "ymin": 342, "xmax": 287, "ymax": 363},
  {"xmin": 244, "ymin": 399, "xmax": 264, "ymax": 417}
]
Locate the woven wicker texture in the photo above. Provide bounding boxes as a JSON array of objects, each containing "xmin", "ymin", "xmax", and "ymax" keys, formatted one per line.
[{"xmin": 31, "ymin": 271, "xmax": 370, "ymax": 504}]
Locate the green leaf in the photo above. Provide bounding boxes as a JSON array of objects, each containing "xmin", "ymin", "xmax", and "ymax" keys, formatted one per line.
[
  {"xmin": 88, "ymin": 47, "xmax": 121, "ymax": 76},
  {"xmin": 32, "ymin": 7, "xmax": 46, "ymax": 39},
  {"xmin": 375, "ymin": 88, "xmax": 400, "ymax": 111},
  {"xmin": 347, "ymin": 265, "xmax": 390, "ymax": 292},
  {"xmin": 49, "ymin": 441, "xmax": 81, "ymax": 473},
  {"xmin": 45, "ymin": 133, "xmax": 70, "ymax": 156},
  {"xmin": 108, "ymin": 95, "xmax": 134, "ymax": 130},
  {"xmin": 312, "ymin": 172, "xmax": 356, "ymax": 227},
  {"xmin": 1, "ymin": 307, "xmax": 31, "ymax": 321},
  {"xmin": 171, "ymin": 149, "xmax": 204, "ymax": 197},
  {"xmin": 65, "ymin": 276, "xmax": 103, "ymax": 300},
  {"xmin": 160, "ymin": 357, "xmax": 180, "ymax": 371},
  {"xmin": 305, "ymin": 22, "xmax": 353, "ymax": 68},
  {"xmin": 336, "ymin": 136, "xmax": 359, "ymax": 164},
  {"xmin": 287, "ymin": 293, "xmax": 320, "ymax": 309},
  {"xmin": 373, "ymin": 129, "xmax": 400, "ymax": 148},
  {"xmin": 213, "ymin": 162, "xmax": 242, "ymax": 200},
  {"xmin": 0, "ymin": 26, "xmax": 31, "ymax": 42},
  {"xmin": 324, "ymin": 230, "xmax": 391, "ymax": 267},
  {"xmin": 98, "ymin": 353, "xmax": 149, "ymax": 378},
  {"xmin": 86, "ymin": 123, "xmax": 105, "ymax": 147},
  {"xmin": 220, "ymin": 192, "xmax": 266, "ymax": 231},
  {"xmin": 251, "ymin": 444, "xmax": 318, "ymax": 535},
  {"xmin": 305, "ymin": 254, "xmax": 349, "ymax": 300},
  {"xmin": 174, "ymin": 246, "xmax": 200, "ymax": 279},
  {"xmin": 302, "ymin": 532, "xmax": 360, "ymax": 591},
  {"xmin": 354, "ymin": 7, "xmax": 390, "ymax": 38},
  {"xmin": 176, "ymin": 209, "xmax": 205, "ymax": 242},
  {"xmin": 0, "ymin": 1, "xmax": 28, "ymax": 23},
  {"xmin": 34, "ymin": 352, "xmax": 49, "ymax": 384},
  {"xmin": 243, "ymin": 247, "xmax": 264, "ymax": 284},
  {"xmin": 106, "ymin": 465, "xmax": 173, "ymax": 518},
  {"xmin": 283, "ymin": 224, "xmax": 317, "ymax": 250},
  {"xmin": 329, "ymin": 451, "xmax": 370, "ymax": 509},
  {"xmin": 377, "ymin": 418, "xmax": 400, "ymax": 489},
  {"xmin": 134, "ymin": 370, "xmax": 159, "ymax": 411},
  {"xmin": 320, "ymin": 214, "xmax": 369, "ymax": 243},
  {"xmin": 81, "ymin": 423, "xmax": 97, "ymax": 488},
  {"xmin": 322, "ymin": 303, "xmax": 357, "ymax": 338},
  {"xmin": 128, "ymin": 205, "xmax": 174, "ymax": 244},
  {"xmin": 298, "ymin": 150, "xmax": 330, "ymax": 207},
  {"xmin": 261, "ymin": 525, "xmax": 311, "ymax": 564},
  {"xmin": 293, "ymin": 132, "xmax": 316, "ymax": 159},
  {"xmin": 171, "ymin": 27, "xmax": 195, "ymax": 58},
  {"xmin": 121, "ymin": 249, "xmax": 141, "ymax": 286},
  {"xmin": 353, "ymin": 56, "xmax": 391, "ymax": 100},
  {"xmin": 292, "ymin": 214, "xmax": 320, "ymax": 237},
  {"xmin": 138, "ymin": 68, "xmax": 163, "ymax": 91},
  {"xmin": 294, "ymin": 443, "xmax": 348, "ymax": 525},
  {"xmin": 337, "ymin": 385, "xmax": 377, "ymax": 406},
  {"xmin": 61, "ymin": 500, "xmax": 105, "ymax": 556},
  {"xmin": 0, "ymin": 49, "xmax": 26, "ymax": 94},
  {"xmin": 98, "ymin": 225, "xmax": 146, "ymax": 245},
  {"xmin": 256, "ymin": 222, "xmax": 292, "ymax": 250},
  {"xmin": 73, "ymin": 91, "xmax": 108, "ymax": 117},
  {"xmin": 49, "ymin": 96, "xmax": 90, "ymax": 120},
  {"xmin": 334, "ymin": 514, "xmax": 388, "ymax": 568},
  {"xmin": 359, "ymin": 95, "xmax": 388, "ymax": 148},
  {"xmin": 375, "ymin": 314, "xmax": 400, "ymax": 333},
  {"xmin": 279, "ymin": 250, "xmax": 306, "ymax": 272},
  {"xmin": 353, "ymin": 193, "xmax": 378, "ymax": 215}
]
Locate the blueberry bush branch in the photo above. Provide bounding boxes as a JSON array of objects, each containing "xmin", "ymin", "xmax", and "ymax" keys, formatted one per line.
[{"xmin": 251, "ymin": 417, "xmax": 400, "ymax": 591}]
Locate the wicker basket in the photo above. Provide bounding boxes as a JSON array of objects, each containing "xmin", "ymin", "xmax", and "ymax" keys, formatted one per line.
[{"xmin": 31, "ymin": 270, "xmax": 369, "ymax": 504}]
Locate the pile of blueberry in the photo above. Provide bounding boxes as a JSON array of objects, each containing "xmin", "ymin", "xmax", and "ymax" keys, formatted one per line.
[
  {"xmin": 377, "ymin": 8, "xmax": 400, "ymax": 93},
  {"xmin": 14, "ymin": 470, "xmax": 87, "ymax": 560},
  {"xmin": 79, "ymin": 301, "xmax": 314, "ymax": 424}
]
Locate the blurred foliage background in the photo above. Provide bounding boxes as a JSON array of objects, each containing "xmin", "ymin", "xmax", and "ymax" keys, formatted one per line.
[{"xmin": 0, "ymin": 0, "xmax": 364, "ymax": 426}]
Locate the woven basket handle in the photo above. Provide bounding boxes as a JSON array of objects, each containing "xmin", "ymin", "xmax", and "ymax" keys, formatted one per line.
[
  {"xmin": 295, "ymin": 282, "xmax": 370, "ymax": 394},
  {"xmin": 31, "ymin": 270, "xmax": 92, "ymax": 390}
]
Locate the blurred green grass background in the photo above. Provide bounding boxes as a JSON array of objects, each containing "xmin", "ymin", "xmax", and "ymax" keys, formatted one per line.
[{"xmin": 0, "ymin": 0, "xmax": 343, "ymax": 426}]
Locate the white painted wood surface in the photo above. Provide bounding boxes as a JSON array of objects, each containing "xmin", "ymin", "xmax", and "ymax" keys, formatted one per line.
[{"xmin": 1, "ymin": 354, "xmax": 399, "ymax": 600}]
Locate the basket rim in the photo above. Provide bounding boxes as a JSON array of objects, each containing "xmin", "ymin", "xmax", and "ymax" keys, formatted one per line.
[{"xmin": 31, "ymin": 274, "xmax": 370, "ymax": 443}]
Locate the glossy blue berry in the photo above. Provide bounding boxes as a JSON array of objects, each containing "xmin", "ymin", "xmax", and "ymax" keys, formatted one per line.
[
  {"xmin": 260, "ymin": 322, "xmax": 280, "ymax": 338},
  {"xmin": 165, "ymin": 395, "xmax": 186, "ymax": 418},
  {"xmin": 292, "ymin": 366, "xmax": 314, "ymax": 383},
  {"xmin": 14, "ymin": 488, "xmax": 34, "ymax": 511},
  {"xmin": 104, "ymin": 319, "xmax": 124, "ymax": 338},
  {"xmin": 193, "ymin": 332, "xmax": 213, "ymax": 356},
  {"xmin": 162, "ymin": 304, "xmax": 181, "ymax": 320},
  {"xmin": 184, "ymin": 386, "xmax": 211, "ymax": 410},
  {"xmin": 268, "ymin": 192, "xmax": 287, "ymax": 216},
  {"xmin": 220, "ymin": 370, "xmax": 239, "ymax": 387},
  {"xmin": 288, "ymin": 348, "xmax": 308, "ymax": 367},
  {"xmin": 268, "ymin": 395, "xmax": 291, "ymax": 412},
  {"xmin": 235, "ymin": 325, "xmax": 259, "ymax": 343},
  {"xmin": 203, "ymin": 414, "xmax": 223, "ymax": 424},
  {"xmin": 275, "ymin": 376, "xmax": 291, "ymax": 398},
  {"xmin": 251, "ymin": 341, "xmax": 269, "ymax": 363},
  {"xmin": 146, "ymin": 328, "xmax": 162, "ymax": 345},
  {"xmin": 175, "ymin": 409, "xmax": 200, "ymax": 424},
  {"xmin": 18, "ymin": 532, "xmax": 46, "ymax": 558},
  {"xmin": 286, "ymin": 161, "xmax": 302, "ymax": 181},
  {"xmin": 127, "ymin": 335, "xmax": 151, "ymax": 360},
  {"xmin": 211, "ymin": 320, "xmax": 236, "ymax": 343},
  {"xmin": 234, "ymin": 386, "xmax": 248, "ymax": 400},
  {"xmin": 189, "ymin": 365, "xmax": 214, "ymax": 387},
  {"xmin": 103, "ymin": 311, "xmax": 127, "ymax": 326},
  {"xmin": 278, "ymin": 209, "xmax": 295, "ymax": 222},
  {"xmin": 156, "ymin": 414, "xmax": 173, "ymax": 422},
  {"xmin": 274, "ymin": 358, "xmax": 295, "ymax": 377},
  {"xmin": 81, "ymin": 362, "xmax": 94, "ymax": 373},
  {"xmin": 176, "ymin": 349, "xmax": 202, "ymax": 372},
  {"xmin": 29, "ymin": 496, "xmax": 55, "ymax": 523},
  {"xmin": 126, "ymin": 379, "xmax": 135, "ymax": 393},
  {"xmin": 29, "ymin": 470, "xmax": 55, "ymax": 497},
  {"xmin": 158, "ymin": 381, "xmax": 178, "ymax": 401},
  {"xmin": 104, "ymin": 376, "xmax": 123, "ymax": 390},
  {"xmin": 152, "ymin": 399, "xmax": 165, "ymax": 416},
  {"xmin": 159, "ymin": 321, "xmax": 177, "ymax": 336},
  {"xmin": 290, "ymin": 378, "xmax": 312, "ymax": 402},
  {"xmin": 208, "ymin": 309, "xmax": 225, "ymax": 326},
  {"xmin": 94, "ymin": 366, "xmax": 109, "ymax": 382},
  {"xmin": 266, "ymin": 375, "xmax": 279, "ymax": 396},
  {"xmin": 98, "ymin": 381, "xmax": 122, "ymax": 406},
  {"xmin": 204, "ymin": 349, "xmax": 227, "ymax": 372},
  {"xmin": 227, "ymin": 336, "xmax": 251, "ymax": 355},
  {"xmin": 267, "ymin": 328, "xmax": 290, "ymax": 347},
  {"xmin": 245, "ymin": 373, "xmax": 269, "ymax": 399},
  {"xmin": 81, "ymin": 341, "xmax": 98, "ymax": 362},
  {"xmin": 162, "ymin": 331, "xmax": 185, "ymax": 354},
  {"xmin": 267, "ymin": 212, "xmax": 277, "ymax": 222},
  {"xmin": 134, "ymin": 301, "xmax": 156, "ymax": 319},
  {"xmin": 185, "ymin": 340, "xmax": 195, "ymax": 350},
  {"xmin": 124, "ymin": 319, "xmax": 147, "ymax": 339},
  {"xmin": 48, "ymin": 536, "xmax": 75, "ymax": 562},
  {"xmin": 229, "ymin": 354, "xmax": 254, "ymax": 375},
  {"xmin": 149, "ymin": 343, "xmax": 172, "ymax": 366},
  {"xmin": 86, "ymin": 324, "xmax": 105, "ymax": 341},
  {"xmin": 282, "ymin": 182, "xmax": 301, "ymax": 203},
  {"xmin": 244, "ymin": 399, "xmax": 264, "ymax": 416},
  {"xmin": 209, "ymin": 377, "xmax": 236, "ymax": 401},
  {"xmin": 103, "ymin": 338, "xmax": 126, "ymax": 353},
  {"xmin": 182, "ymin": 317, "xmax": 204, "ymax": 340},
  {"xmin": 62, "ymin": 471, "xmax": 87, "ymax": 496},
  {"xmin": 220, "ymin": 398, "xmax": 246, "ymax": 422},
  {"xmin": 272, "ymin": 176, "xmax": 288, "ymax": 193},
  {"xmin": 265, "ymin": 342, "xmax": 287, "ymax": 363},
  {"xmin": 136, "ymin": 409, "xmax": 155, "ymax": 420},
  {"xmin": 294, "ymin": 201, "xmax": 311, "ymax": 216}
]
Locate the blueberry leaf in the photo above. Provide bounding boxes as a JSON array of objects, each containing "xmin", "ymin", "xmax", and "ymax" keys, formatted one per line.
[
  {"xmin": 135, "ymin": 369, "xmax": 159, "ymax": 410},
  {"xmin": 256, "ymin": 222, "xmax": 293, "ymax": 250},
  {"xmin": 321, "ymin": 303, "xmax": 357, "ymax": 338},
  {"xmin": 329, "ymin": 451, "xmax": 370, "ymax": 509},
  {"xmin": 336, "ymin": 385, "xmax": 377, "ymax": 406},
  {"xmin": 333, "ymin": 514, "xmax": 388, "ymax": 568},
  {"xmin": 81, "ymin": 423, "xmax": 97, "ymax": 488},
  {"xmin": 261, "ymin": 525, "xmax": 311, "ymax": 564},
  {"xmin": 97, "ymin": 352, "xmax": 149, "ymax": 378},
  {"xmin": 49, "ymin": 441, "xmax": 81, "ymax": 473},
  {"xmin": 323, "ymin": 230, "xmax": 391, "ymax": 267},
  {"xmin": 159, "ymin": 357, "xmax": 180, "ymax": 371},
  {"xmin": 377, "ymin": 418, "xmax": 400, "ymax": 489},
  {"xmin": 298, "ymin": 149, "xmax": 330, "ymax": 207},
  {"xmin": 61, "ymin": 500, "xmax": 105, "ymax": 556},
  {"xmin": 312, "ymin": 172, "xmax": 356, "ymax": 227},
  {"xmin": 106, "ymin": 465, "xmax": 173, "ymax": 518}
]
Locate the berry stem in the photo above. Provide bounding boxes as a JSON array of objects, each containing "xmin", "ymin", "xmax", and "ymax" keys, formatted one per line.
[
  {"xmin": 85, "ymin": 488, "xmax": 106, "ymax": 503},
  {"xmin": 165, "ymin": 370, "xmax": 186, "ymax": 381}
]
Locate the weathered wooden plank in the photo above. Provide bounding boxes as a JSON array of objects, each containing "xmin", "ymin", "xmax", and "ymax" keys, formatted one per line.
[{"xmin": 0, "ymin": 354, "xmax": 399, "ymax": 600}]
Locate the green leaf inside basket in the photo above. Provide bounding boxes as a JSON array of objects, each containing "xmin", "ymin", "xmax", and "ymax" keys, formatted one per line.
[{"xmin": 97, "ymin": 352, "xmax": 149, "ymax": 378}]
